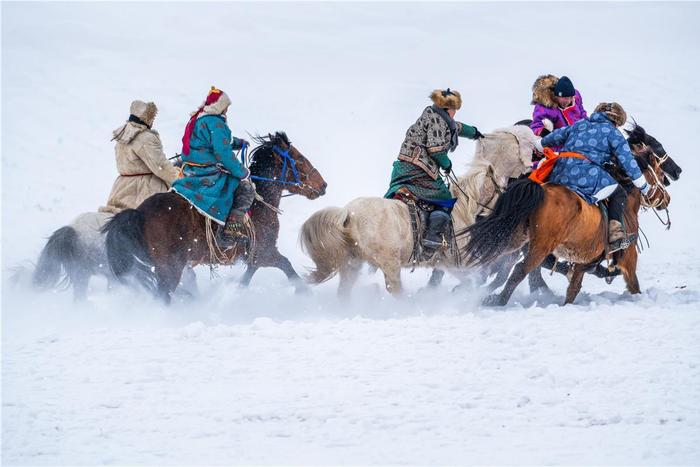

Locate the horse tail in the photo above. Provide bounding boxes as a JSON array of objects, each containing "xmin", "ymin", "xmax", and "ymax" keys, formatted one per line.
[
  {"xmin": 463, "ymin": 178, "xmax": 545, "ymax": 267},
  {"xmin": 32, "ymin": 226, "xmax": 80, "ymax": 290},
  {"xmin": 299, "ymin": 206, "xmax": 352, "ymax": 284},
  {"xmin": 102, "ymin": 209, "xmax": 157, "ymax": 291}
]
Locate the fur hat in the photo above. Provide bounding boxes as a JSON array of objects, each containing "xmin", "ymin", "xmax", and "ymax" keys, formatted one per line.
[
  {"xmin": 594, "ymin": 102, "xmax": 627, "ymax": 127},
  {"xmin": 130, "ymin": 100, "xmax": 158, "ymax": 127},
  {"xmin": 194, "ymin": 86, "xmax": 232, "ymax": 116},
  {"xmin": 531, "ymin": 74, "xmax": 559, "ymax": 108},
  {"xmin": 430, "ymin": 88, "xmax": 462, "ymax": 110}
]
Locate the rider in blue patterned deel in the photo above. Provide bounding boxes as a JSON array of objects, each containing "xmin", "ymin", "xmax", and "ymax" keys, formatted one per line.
[{"xmin": 536, "ymin": 102, "xmax": 651, "ymax": 251}]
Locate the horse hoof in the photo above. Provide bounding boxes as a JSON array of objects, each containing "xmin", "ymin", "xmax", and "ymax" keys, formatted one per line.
[{"xmin": 482, "ymin": 294, "xmax": 507, "ymax": 307}]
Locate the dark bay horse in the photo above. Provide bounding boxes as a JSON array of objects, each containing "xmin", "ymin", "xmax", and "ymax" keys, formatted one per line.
[
  {"xmin": 103, "ymin": 132, "xmax": 327, "ymax": 303},
  {"xmin": 461, "ymin": 146, "xmax": 671, "ymax": 306}
]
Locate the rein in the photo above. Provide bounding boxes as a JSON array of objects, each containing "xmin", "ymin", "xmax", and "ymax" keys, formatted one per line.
[
  {"xmin": 638, "ymin": 144, "xmax": 671, "ymax": 229},
  {"xmin": 241, "ymin": 144, "xmax": 322, "ymax": 199}
]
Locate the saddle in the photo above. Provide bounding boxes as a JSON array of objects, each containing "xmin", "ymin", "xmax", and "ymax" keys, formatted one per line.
[{"xmin": 392, "ymin": 187, "xmax": 460, "ymax": 266}]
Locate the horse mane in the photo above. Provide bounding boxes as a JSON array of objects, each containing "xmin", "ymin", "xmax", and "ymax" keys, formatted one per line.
[
  {"xmin": 625, "ymin": 120, "xmax": 647, "ymax": 146},
  {"xmin": 451, "ymin": 159, "xmax": 497, "ymax": 227},
  {"xmin": 248, "ymin": 131, "xmax": 290, "ymax": 174}
]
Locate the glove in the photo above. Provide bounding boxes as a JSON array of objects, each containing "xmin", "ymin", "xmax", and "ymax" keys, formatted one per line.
[
  {"xmin": 473, "ymin": 128, "xmax": 485, "ymax": 139},
  {"xmin": 542, "ymin": 118, "xmax": 554, "ymax": 133},
  {"xmin": 533, "ymin": 138, "xmax": 544, "ymax": 154},
  {"xmin": 640, "ymin": 183, "xmax": 651, "ymax": 196},
  {"xmin": 240, "ymin": 167, "xmax": 251, "ymax": 181},
  {"xmin": 239, "ymin": 138, "xmax": 250, "ymax": 148}
]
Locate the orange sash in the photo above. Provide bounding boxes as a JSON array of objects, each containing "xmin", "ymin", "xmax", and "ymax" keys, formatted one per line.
[{"xmin": 529, "ymin": 147, "xmax": 588, "ymax": 185}]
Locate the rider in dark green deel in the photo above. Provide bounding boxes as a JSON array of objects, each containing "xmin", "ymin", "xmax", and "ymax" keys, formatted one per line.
[{"xmin": 385, "ymin": 89, "xmax": 483, "ymax": 249}]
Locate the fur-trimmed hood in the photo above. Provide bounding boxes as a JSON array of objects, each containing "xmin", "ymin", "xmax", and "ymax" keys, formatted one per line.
[
  {"xmin": 111, "ymin": 121, "xmax": 158, "ymax": 144},
  {"xmin": 531, "ymin": 74, "xmax": 559, "ymax": 108},
  {"xmin": 192, "ymin": 91, "xmax": 232, "ymax": 118}
]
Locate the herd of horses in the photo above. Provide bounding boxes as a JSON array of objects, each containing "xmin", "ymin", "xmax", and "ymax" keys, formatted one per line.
[{"xmin": 31, "ymin": 122, "xmax": 682, "ymax": 307}]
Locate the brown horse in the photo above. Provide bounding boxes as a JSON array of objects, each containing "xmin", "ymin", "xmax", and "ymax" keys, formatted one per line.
[
  {"xmin": 461, "ymin": 148, "xmax": 671, "ymax": 306},
  {"xmin": 103, "ymin": 132, "xmax": 327, "ymax": 303}
]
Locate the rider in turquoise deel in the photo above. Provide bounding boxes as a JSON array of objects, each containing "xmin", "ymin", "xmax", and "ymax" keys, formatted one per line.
[{"xmin": 172, "ymin": 86, "xmax": 256, "ymax": 247}]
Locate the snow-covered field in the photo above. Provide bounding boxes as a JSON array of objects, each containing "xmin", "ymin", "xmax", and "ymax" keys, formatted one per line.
[{"xmin": 2, "ymin": 2, "xmax": 700, "ymax": 465}]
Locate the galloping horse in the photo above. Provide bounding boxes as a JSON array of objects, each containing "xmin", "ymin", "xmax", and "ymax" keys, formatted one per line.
[
  {"xmin": 104, "ymin": 132, "xmax": 327, "ymax": 303},
  {"xmin": 299, "ymin": 126, "xmax": 539, "ymax": 296},
  {"xmin": 461, "ymin": 146, "xmax": 671, "ymax": 306}
]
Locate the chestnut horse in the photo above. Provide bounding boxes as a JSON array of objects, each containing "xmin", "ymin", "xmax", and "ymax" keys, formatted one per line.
[
  {"xmin": 103, "ymin": 132, "xmax": 327, "ymax": 303},
  {"xmin": 461, "ymin": 148, "xmax": 671, "ymax": 306}
]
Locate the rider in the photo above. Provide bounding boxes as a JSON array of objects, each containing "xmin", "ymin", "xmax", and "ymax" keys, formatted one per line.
[
  {"xmin": 530, "ymin": 75, "xmax": 588, "ymax": 137},
  {"xmin": 171, "ymin": 86, "xmax": 256, "ymax": 247},
  {"xmin": 535, "ymin": 102, "xmax": 651, "ymax": 251},
  {"xmin": 385, "ymin": 88, "xmax": 484, "ymax": 250},
  {"xmin": 100, "ymin": 100, "xmax": 180, "ymax": 214}
]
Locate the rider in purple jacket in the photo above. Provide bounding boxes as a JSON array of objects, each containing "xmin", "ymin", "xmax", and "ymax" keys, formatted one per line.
[{"xmin": 530, "ymin": 75, "xmax": 587, "ymax": 137}]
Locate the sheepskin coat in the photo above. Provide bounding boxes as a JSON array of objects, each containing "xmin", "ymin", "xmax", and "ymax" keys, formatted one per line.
[
  {"xmin": 99, "ymin": 121, "xmax": 179, "ymax": 214},
  {"xmin": 530, "ymin": 75, "xmax": 587, "ymax": 136}
]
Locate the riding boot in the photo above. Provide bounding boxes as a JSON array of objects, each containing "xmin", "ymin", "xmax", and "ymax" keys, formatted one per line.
[
  {"xmin": 607, "ymin": 185, "xmax": 632, "ymax": 252},
  {"xmin": 216, "ymin": 180, "xmax": 256, "ymax": 249},
  {"xmin": 422, "ymin": 210, "xmax": 451, "ymax": 250}
]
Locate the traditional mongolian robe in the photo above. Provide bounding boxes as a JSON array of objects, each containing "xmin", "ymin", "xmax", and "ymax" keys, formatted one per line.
[
  {"xmin": 171, "ymin": 115, "xmax": 247, "ymax": 224},
  {"xmin": 100, "ymin": 121, "xmax": 179, "ymax": 214},
  {"xmin": 385, "ymin": 106, "xmax": 478, "ymax": 204},
  {"xmin": 542, "ymin": 112, "xmax": 645, "ymax": 203}
]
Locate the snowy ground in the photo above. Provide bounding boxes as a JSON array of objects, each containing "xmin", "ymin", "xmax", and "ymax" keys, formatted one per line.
[{"xmin": 3, "ymin": 2, "xmax": 700, "ymax": 465}]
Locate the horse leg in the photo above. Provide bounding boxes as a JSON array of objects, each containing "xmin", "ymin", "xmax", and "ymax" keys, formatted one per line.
[
  {"xmin": 485, "ymin": 243, "xmax": 551, "ymax": 306},
  {"xmin": 71, "ymin": 271, "xmax": 90, "ymax": 302},
  {"xmin": 527, "ymin": 266, "xmax": 551, "ymax": 293},
  {"xmin": 381, "ymin": 262, "xmax": 403, "ymax": 296},
  {"xmin": 239, "ymin": 264, "xmax": 258, "ymax": 287},
  {"xmin": 564, "ymin": 265, "xmax": 586, "ymax": 305},
  {"xmin": 247, "ymin": 249, "xmax": 308, "ymax": 294},
  {"xmin": 616, "ymin": 247, "xmax": 641, "ymax": 294},
  {"xmin": 176, "ymin": 265, "xmax": 199, "ymax": 298},
  {"xmin": 154, "ymin": 259, "xmax": 186, "ymax": 305},
  {"xmin": 338, "ymin": 259, "xmax": 362, "ymax": 298},
  {"xmin": 427, "ymin": 268, "xmax": 445, "ymax": 288}
]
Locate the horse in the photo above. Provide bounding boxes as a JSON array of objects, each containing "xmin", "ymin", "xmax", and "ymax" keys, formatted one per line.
[
  {"xmin": 103, "ymin": 132, "xmax": 327, "ymax": 303},
  {"xmin": 31, "ymin": 212, "xmax": 114, "ymax": 301},
  {"xmin": 460, "ymin": 144, "xmax": 672, "ymax": 306},
  {"xmin": 298, "ymin": 126, "xmax": 540, "ymax": 297},
  {"xmin": 461, "ymin": 120, "xmax": 683, "ymax": 295}
]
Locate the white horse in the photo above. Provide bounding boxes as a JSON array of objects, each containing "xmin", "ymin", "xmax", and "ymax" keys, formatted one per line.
[
  {"xmin": 299, "ymin": 126, "xmax": 537, "ymax": 296},
  {"xmin": 32, "ymin": 211, "xmax": 198, "ymax": 300}
]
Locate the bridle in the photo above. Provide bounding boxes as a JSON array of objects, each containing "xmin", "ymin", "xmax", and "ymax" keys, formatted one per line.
[
  {"xmin": 637, "ymin": 142, "xmax": 671, "ymax": 228},
  {"xmin": 241, "ymin": 143, "xmax": 322, "ymax": 198}
]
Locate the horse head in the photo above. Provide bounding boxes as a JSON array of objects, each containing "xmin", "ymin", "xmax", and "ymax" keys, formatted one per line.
[
  {"xmin": 626, "ymin": 122, "xmax": 682, "ymax": 182},
  {"xmin": 632, "ymin": 144, "xmax": 671, "ymax": 211},
  {"xmin": 249, "ymin": 132, "xmax": 327, "ymax": 200}
]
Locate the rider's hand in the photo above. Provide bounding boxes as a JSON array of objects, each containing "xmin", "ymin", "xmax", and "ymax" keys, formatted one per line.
[
  {"xmin": 640, "ymin": 183, "xmax": 651, "ymax": 196},
  {"xmin": 473, "ymin": 128, "xmax": 485, "ymax": 139},
  {"xmin": 533, "ymin": 138, "xmax": 544, "ymax": 154},
  {"xmin": 239, "ymin": 138, "xmax": 250, "ymax": 148},
  {"xmin": 444, "ymin": 162, "xmax": 452, "ymax": 175}
]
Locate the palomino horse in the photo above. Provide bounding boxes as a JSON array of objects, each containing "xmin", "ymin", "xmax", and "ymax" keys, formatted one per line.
[
  {"xmin": 461, "ymin": 147, "xmax": 671, "ymax": 306},
  {"xmin": 299, "ymin": 126, "xmax": 539, "ymax": 296},
  {"xmin": 104, "ymin": 132, "xmax": 327, "ymax": 303}
]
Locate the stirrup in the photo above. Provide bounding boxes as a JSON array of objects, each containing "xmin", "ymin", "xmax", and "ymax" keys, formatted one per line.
[
  {"xmin": 608, "ymin": 233, "xmax": 636, "ymax": 254},
  {"xmin": 216, "ymin": 227, "xmax": 249, "ymax": 250}
]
